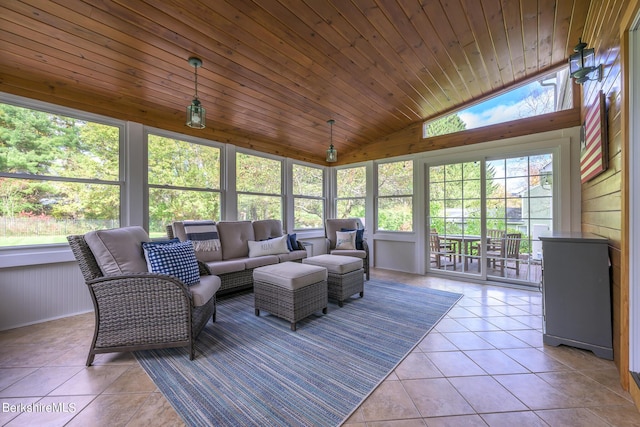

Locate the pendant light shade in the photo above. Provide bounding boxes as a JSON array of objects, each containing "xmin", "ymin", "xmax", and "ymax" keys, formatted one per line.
[
  {"xmin": 326, "ymin": 119, "xmax": 337, "ymax": 163},
  {"xmin": 186, "ymin": 57, "xmax": 206, "ymax": 129}
]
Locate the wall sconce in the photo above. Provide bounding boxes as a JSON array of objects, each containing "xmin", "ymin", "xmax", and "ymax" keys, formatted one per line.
[
  {"xmin": 568, "ymin": 38, "xmax": 602, "ymax": 84},
  {"xmin": 186, "ymin": 57, "xmax": 206, "ymax": 129},
  {"xmin": 326, "ymin": 119, "xmax": 337, "ymax": 163}
]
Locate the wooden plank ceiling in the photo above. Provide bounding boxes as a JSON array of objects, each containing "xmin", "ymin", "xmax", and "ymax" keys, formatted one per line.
[{"xmin": 0, "ymin": 0, "xmax": 590, "ymax": 165}]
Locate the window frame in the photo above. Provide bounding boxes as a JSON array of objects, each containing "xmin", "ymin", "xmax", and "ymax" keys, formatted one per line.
[
  {"xmin": 0, "ymin": 94, "xmax": 125, "ymax": 250},
  {"xmin": 334, "ymin": 165, "xmax": 367, "ymax": 226},
  {"xmin": 146, "ymin": 130, "xmax": 223, "ymax": 236},
  {"xmin": 291, "ymin": 162, "xmax": 325, "ymax": 231},
  {"xmin": 423, "ymin": 68, "xmax": 573, "ymax": 139},
  {"xmin": 376, "ymin": 159, "xmax": 414, "ymax": 233},
  {"xmin": 235, "ymin": 149, "xmax": 284, "ymax": 222}
]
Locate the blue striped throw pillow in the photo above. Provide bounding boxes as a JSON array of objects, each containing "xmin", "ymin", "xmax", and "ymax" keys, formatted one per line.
[{"xmin": 142, "ymin": 241, "xmax": 200, "ymax": 286}]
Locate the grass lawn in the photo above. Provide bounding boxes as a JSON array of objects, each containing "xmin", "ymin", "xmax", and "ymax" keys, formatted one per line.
[{"xmin": 1, "ymin": 231, "xmax": 168, "ymax": 247}]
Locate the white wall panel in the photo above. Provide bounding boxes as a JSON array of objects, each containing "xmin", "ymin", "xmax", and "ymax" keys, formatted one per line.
[
  {"xmin": 373, "ymin": 240, "xmax": 416, "ymax": 272},
  {"xmin": 0, "ymin": 262, "xmax": 92, "ymax": 331}
]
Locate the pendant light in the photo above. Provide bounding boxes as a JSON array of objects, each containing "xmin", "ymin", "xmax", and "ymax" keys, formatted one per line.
[
  {"xmin": 186, "ymin": 57, "xmax": 206, "ymax": 129},
  {"xmin": 326, "ymin": 119, "xmax": 337, "ymax": 163}
]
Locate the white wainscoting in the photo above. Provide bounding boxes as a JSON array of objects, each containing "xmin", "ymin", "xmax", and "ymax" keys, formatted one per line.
[
  {"xmin": 373, "ymin": 239, "xmax": 416, "ymax": 273},
  {"xmin": 0, "ymin": 262, "xmax": 92, "ymax": 331}
]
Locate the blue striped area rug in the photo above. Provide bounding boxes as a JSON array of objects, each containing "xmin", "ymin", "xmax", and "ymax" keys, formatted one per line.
[{"xmin": 135, "ymin": 279, "xmax": 462, "ymax": 426}]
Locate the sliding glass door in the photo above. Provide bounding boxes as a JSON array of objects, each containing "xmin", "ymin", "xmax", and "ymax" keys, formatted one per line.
[
  {"xmin": 428, "ymin": 153, "xmax": 553, "ymax": 287},
  {"xmin": 428, "ymin": 161, "xmax": 482, "ymax": 276},
  {"xmin": 485, "ymin": 155, "xmax": 552, "ymax": 284}
]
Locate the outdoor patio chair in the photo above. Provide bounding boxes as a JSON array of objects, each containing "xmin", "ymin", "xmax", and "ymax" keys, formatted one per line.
[
  {"xmin": 486, "ymin": 232, "xmax": 522, "ymax": 276},
  {"xmin": 471, "ymin": 228, "xmax": 505, "ymax": 260},
  {"xmin": 430, "ymin": 228, "xmax": 458, "ymax": 253},
  {"xmin": 67, "ymin": 226, "xmax": 220, "ymax": 366},
  {"xmin": 429, "ymin": 232, "xmax": 457, "ymax": 270}
]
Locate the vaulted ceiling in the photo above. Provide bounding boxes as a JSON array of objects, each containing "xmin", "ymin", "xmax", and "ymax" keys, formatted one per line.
[{"xmin": 0, "ymin": 0, "xmax": 590, "ymax": 165}]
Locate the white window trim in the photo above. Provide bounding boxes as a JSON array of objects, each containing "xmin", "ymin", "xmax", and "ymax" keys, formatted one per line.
[
  {"xmin": 0, "ymin": 92, "xmax": 127, "ymax": 267},
  {"xmin": 145, "ymin": 127, "xmax": 224, "ymax": 227},
  {"xmin": 290, "ymin": 161, "xmax": 325, "ymax": 232},
  {"xmin": 235, "ymin": 149, "xmax": 285, "ymax": 223}
]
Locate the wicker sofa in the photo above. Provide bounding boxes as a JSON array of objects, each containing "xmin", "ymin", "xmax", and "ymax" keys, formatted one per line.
[{"xmin": 168, "ymin": 219, "xmax": 307, "ymax": 295}]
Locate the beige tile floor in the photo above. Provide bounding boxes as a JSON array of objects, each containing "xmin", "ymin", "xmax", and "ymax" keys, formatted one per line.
[{"xmin": 1, "ymin": 268, "xmax": 639, "ymax": 426}]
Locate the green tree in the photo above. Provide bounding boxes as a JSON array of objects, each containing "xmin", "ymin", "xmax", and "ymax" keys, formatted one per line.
[
  {"xmin": 293, "ymin": 164, "xmax": 323, "ymax": 228},
  {"xmin": 0, "ymin": 105, "xmax": 73, "ymax": 175},
  {"xmin": 425, "ymin": 113, "xmax": 466, "ymax": 137},
  {"xmin": 148, "ymin": 135, "xmax": 221, "ymax": 231},
  {"xmin": 429, "ymin": 161, "xmax": 487, "ymax": 235},
  {"xmin": 1, "ymin": 104, "xmax": 120, "ymax": 245},
  {"xmin": 378, "ymin": 161, "xmax": 413, "ymax": 231},
  {"xmin": 236, "ymin": 153, "xmax": 281, "ymax": 221},
  {"xmin": 336, "ymin": 166, "xmax": 366, "ymax": 220}
]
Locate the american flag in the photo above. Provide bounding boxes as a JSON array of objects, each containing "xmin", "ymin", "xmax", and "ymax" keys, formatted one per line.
[{"xmin": 580, "ymin": 92, "xmax": 608, "ymax": 183}]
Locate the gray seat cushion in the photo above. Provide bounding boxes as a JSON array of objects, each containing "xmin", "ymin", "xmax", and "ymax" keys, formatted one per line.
[
  {"xmin": 206, "ymin": 259, "xmax": 247, "ymax": 275},
  {"xmin": 84, "ymin": 226, "xmax": 150, "ymax": 275},
  {"xmin": 244, "ymin": 255, "xmax": 279, "ymax": 269},
  {"xmin": 252, "ymin": 219, "xmax": 283, "ymax": 241},
  {"xmin": 277, "ymin": 249, "xmax": 307, "ymax": 262},
  {"xmin": 303, "ymin": 254, "xmax": 363, "ymax": 274},
  {"xmin": 253, "ymin": 262, "xmax": 327, "ymax": 290},
  {"xmin": 330, "ymin": 249, "xmax": 367, "ymax": 259},
  {"xmin": 190, "ymin": 275, "xmax": 221, "ymax": 306},
  {"xmin": 217, "ymin": 221, "xmax": 255, "ymax": 260}
]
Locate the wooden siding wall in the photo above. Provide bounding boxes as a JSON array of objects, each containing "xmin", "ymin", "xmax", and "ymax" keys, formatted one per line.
[
  {"xmin": 338, "ymin": 108, "xmax": 580, "ymax": 164},
  {"xmin": 581, "ymin": 0, "xmax": 639, "ymax": 397}
]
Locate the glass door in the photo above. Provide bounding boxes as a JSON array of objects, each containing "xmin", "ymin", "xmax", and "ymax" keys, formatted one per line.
[
  {"xmin": 428, "ymin": 154, "xmax": 553, "ymax": 287},
  {"xmin": 485, "ymin": 155, "xmax": 553, "ymax": 285},
  {"xmin": 428, "ymin": 161, "xmax": 482, "ymax": 276}
]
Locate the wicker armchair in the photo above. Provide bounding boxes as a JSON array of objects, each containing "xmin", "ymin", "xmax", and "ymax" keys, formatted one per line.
[
  {"xmin": 325, "ymin": 218, "xmax": 370, "ymax": 280},
  {"xmin": 67, "ymin": 228, "xmax": 220, "ymax": 366}
]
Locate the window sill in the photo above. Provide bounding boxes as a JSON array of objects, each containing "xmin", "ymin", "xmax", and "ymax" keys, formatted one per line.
[{"xmin": 0, "ymin": 244, "xmax": 75, "ymax": 268}]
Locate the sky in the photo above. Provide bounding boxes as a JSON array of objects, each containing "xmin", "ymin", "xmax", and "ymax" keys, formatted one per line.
[{"xmin": 456, "ymin": 79, "xmax": 556, "ymax": 130}]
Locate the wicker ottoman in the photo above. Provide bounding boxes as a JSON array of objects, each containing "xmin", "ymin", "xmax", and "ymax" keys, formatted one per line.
[
  {"xmin": 253, "ymin": 261, "xmax": 328, "ymax": 331},
  {"xmin": 303, "ymin": 254, "xmax": 364, "ymax": 307}
]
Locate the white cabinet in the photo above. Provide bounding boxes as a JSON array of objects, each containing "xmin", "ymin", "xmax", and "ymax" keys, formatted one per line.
[{"xmin": 540, "ymin": 232, "xmax": 612, "ymax": 359}]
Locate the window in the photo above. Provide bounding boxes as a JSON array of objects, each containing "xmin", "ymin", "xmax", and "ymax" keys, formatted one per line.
[
  {"xmin": 336, "ymin": 166, "xmax": 366, "ymax": 224},
  {"xmin": 377, "ymin": 160, "xmax": 413, "ymax": 231},
  {"xmin": 148, "ymin": 134, "xmax": 221, "ymax": 237},
  {"xmin": 292, "ymin": 164, "xmax": 324, "ymax": 229},
  {"xmin": 0, "ymin": 103, "xmax": 121, "ymax": 247},
  {"xmin": 236, "ymin": 152, "xmax": 282, "ymax": 221},
  {"xmin": 424, "ymin": 68, "xmax": 572, "ymax": 138}
]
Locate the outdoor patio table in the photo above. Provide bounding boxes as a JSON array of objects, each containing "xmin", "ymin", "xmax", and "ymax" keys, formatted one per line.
[{"xmin": 440, "ymin": 235, "xmax": 486, "ymax": 271}]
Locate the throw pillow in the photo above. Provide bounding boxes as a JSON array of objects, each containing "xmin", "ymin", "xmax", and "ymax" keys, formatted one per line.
[
  {"xmin": 248, "ymin": 234, "xmax": 290, "ymax": 257},
  {"xmin": 142, "ymin": 241, "xmax": 200, "ymax": 286},
  {"xmin": 335, "ymin": 230, "xmax": 357, "ymax": 250},
  {"xmin": 287, "ymin": 233, "xmax": 297, "ymax": 251},
  {"xmin": 341, "ymin": 228, "xmax": 365, "ymax": 250},
  {"xmin": 141, "ymin": 238, "xmax": 180, "ymax": 271}
]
